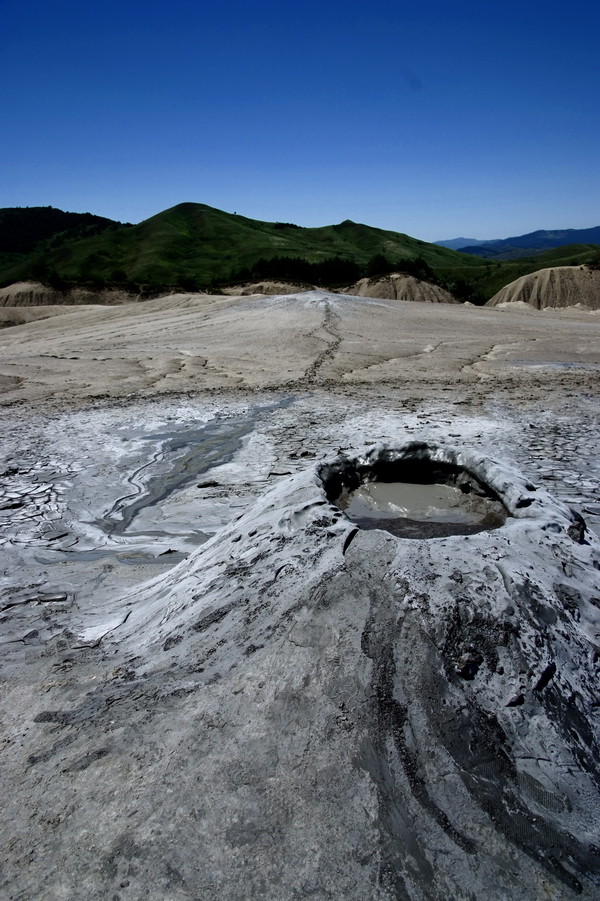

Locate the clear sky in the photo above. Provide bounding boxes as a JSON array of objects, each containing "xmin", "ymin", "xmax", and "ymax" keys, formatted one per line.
[{"xmin": 1, "ymin": 0, "xmax": 598, "ymax": 241}]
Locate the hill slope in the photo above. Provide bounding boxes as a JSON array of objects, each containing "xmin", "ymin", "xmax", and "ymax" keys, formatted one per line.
[
  {"xmin": 487, "ymin": 265, "xmax": 600, "ymax": 310},
  {"xmin": 342, "ymin": 274, "xmax": 457, "ymax": 304},
  {"xmin": 2, "ymin": 204, "xmax": 598, "ymax": 304},
  {"xmin": 467, "ymin": 245, "xmax": 600, "ymax": 300},
  {"xmin": 0, "ymin": 203, "xmax": 484, "ymax": 291},
  {"xmin": 0, "ymin": 206, "xmax": 121, "ymax": 255}
]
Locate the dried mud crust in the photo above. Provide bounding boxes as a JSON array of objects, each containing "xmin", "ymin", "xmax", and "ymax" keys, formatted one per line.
[
  {"xmin": 0, "ymin": 290, "xmax": 598, "ymax": 408},
  {"xmin": 1, "ymin": 387, "xmax": 600, "ymax": 899},
  {"xmin": 297, "ymin": 298, "xmax": 341, "ymax": 385}
]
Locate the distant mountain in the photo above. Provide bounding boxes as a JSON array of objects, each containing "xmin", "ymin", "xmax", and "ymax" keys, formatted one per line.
[
  {"xmin": 434, "ymin": 237, "xmax": 490, "ymax": 250},
  {"xmin": 466, "ymin": 244, "xmax": 600, "ymax": 301},
  {"xmin": 458, "ymin": 227, "xmax": 600, "ymax": 260}
]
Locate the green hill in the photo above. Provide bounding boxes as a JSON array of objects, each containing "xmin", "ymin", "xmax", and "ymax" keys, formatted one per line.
[
  {"xmin": 0, "ymin": 202, "xmax": 485, "ymax": 292},
  {"xmin": 0, "ymin": 206, "xmax": 121, "ymax": 255},
  {"xmin": 0, "ymin": 206, "xmax": 123, "ymax": 286},
  {"xmin": 0, "ymin": 203, "xmax": 597, "ymax": 303}
]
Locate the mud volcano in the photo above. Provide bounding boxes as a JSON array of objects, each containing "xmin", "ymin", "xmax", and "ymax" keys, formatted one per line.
[{"xmin": 321, "ymin": 442, "xmax": 509, "ymax": 538}]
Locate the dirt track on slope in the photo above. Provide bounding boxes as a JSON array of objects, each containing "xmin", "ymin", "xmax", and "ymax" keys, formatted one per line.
[{"xmin": 0, "ymin": 289, "xmax": 598, "ymax": 410}]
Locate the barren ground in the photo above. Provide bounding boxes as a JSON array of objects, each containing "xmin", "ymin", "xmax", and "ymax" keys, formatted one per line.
[{"xmin": 1, "ymin": 291, "xmax": 599, "ymax": 899}]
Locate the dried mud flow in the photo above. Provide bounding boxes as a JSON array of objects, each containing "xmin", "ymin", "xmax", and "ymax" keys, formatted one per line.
[
  {"xmin": 0, "ymin": 291, "xmax": 599, "ymax": 900},
  {"xmin": 487, "ymin": 266, "xmax": 600, "ymax": 311}
]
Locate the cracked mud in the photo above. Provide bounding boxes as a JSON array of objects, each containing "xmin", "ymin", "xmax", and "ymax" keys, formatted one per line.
[{"xmin": 0, "ymin": 291, "xmax": 599, "ymax": 900}]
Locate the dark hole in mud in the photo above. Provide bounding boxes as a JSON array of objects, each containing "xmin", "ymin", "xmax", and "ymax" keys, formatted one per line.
[{"xmin": 322, "ymin": 454, "xmax": 508, "ymax": 539}]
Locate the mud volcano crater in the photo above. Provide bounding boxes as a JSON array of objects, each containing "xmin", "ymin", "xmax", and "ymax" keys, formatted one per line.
[{"xmin": 321, "ymin": 443, "xmax": 509, "ymax": 539}]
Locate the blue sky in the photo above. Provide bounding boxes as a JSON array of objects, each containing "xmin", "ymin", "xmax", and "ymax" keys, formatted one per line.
[{"xmin": 1, "ymin": 0, "xmax": 598, "ymax": 240}]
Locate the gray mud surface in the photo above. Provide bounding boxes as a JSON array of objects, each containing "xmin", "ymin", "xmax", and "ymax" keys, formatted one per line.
[{"xmin": 1, "ymin": 291, "xmax": 599, "ymax": 899}]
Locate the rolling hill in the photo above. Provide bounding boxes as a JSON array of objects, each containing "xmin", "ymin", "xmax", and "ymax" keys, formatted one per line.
[
  {"xmin": 0, "ymin": 203, "xmax": 486, "ymax": 293},
  {"xmin": 0, "ymin": 203, "xmax": 598, "ymax": 304},
  {"xmin": 0, "ymin": 206, "xmax": 124, "ymax": 291},
  {"xmin": 0, "ymin": 206, "xmax": 121, "ymax": 255}
]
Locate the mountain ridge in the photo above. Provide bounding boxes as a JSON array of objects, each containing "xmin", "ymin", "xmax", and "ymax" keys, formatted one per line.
[
  {"xmin": 443, "ymin": 226, "xmax": 600, "ymax": 259},
  {"xmin": 0, "ymin": 203, "xmax": 598, "ymax": 304},
  {"xmin": 435, "ymin": 237, "xmax": 489, "ymax": 250},
  {"xmin": 0, "ymin": 202, "xmax": 484, "ymax": 294},
  {"xmin": 433, "ymin": 226, "xmax": 600, "ymax": 259}
]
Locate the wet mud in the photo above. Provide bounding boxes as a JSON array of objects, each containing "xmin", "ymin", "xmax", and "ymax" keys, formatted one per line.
[
  {"xmin": 95, "ymin": 395, "xmax": 294, "ymax": 540},
  {"xmin": 1, "ymin": 388, "xmax": 599, "ymax": 900},
  {"xmin": 322, "ymin": 442, "xmax": 509, "ymax": 539}
]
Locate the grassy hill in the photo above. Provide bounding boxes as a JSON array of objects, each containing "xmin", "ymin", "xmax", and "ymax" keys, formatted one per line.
[
  {"xmin": 0, "ymin": 206, "xmax": 123, "ymax": 286},
  {"xmin": 0, "ymin": 206, "xmax": 121, "ymax": 254},
  {"xmin": 0, "ymin": 202, "xmax": 485, "ymax": 292},
  {"xmin": 0, "ymin": 203, "xmax": 597, "ymax": 303}
]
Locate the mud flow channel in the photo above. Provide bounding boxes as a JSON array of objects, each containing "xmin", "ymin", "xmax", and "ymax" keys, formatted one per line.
[
  {"xmin": 96, "ymin": 396, "xmax": 295, "ymax": 539},
  {"xmin": 49, "ymin": 395, "xmax": 296, "ymax": 565},
  {"xmin": 323, "ymin": 449, "xmax": 508, "ymax": 539}
]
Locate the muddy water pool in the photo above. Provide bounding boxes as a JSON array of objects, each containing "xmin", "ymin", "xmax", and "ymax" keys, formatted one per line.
[{"xmin": 334, "ymin": 479, "xmax": 507, "ymax": 539}]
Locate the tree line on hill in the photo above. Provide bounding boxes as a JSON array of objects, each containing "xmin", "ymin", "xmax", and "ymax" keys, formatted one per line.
[
  {"xmin": 24, "ymin": 251, "xmax": 487, "ymax": 304},
  {"xmin": 3, "ymin": 204, "xmax": 600, "ymax": 305},
  {"xmin": 225, "ymin": 253, "xmax": 484, "ymax": 303}
]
